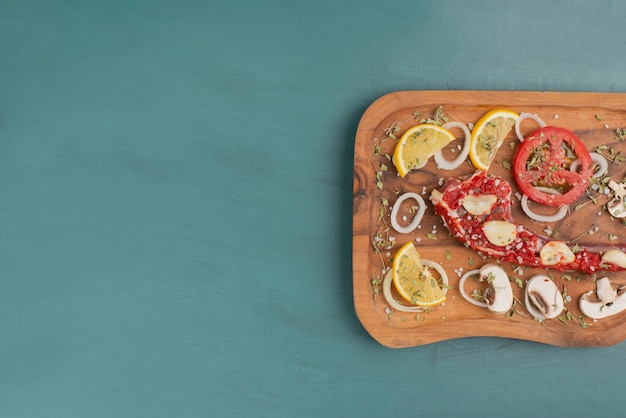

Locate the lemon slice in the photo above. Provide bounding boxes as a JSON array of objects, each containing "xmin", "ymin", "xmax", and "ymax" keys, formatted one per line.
[
  {"xmin": 391, "ymin": 242, "xmax": 446, "ymax": 306},
  {"xmin": 392, "ymin": 124, "xmax": 456, "ymax": 177},
  {"xmin": 469, "ymin": 109, "xmax": 519, "ymax": 170}
]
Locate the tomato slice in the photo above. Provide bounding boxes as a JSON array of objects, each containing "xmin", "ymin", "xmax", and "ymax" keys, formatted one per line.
[{"xmin": 513, "ymin": 126, "xmax": 593, "ymax": 206}]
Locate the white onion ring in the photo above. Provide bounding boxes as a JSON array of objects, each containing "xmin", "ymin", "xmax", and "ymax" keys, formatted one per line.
[
  {"xmin": 421, "ymin": 259, "xmax": 449, "ymax": 294},
  {"xmin": 381, "ymin": 259, "xmax": 449, "ymax": 312},
  {"xmin": 570, "ymin": 152, "xmax": 608, "ymax": 179},
  {"xmin": 434, "ymin": 121, "xmax": 471, "ymax": 170},
  {"xmin": 382, "ymin": 271, "xmax": 423, "ymax": 312},
  {"xmin": 520, "ymin": 187, "xmax": 568, "ymax": 222},
  {"xmin": 390, "ymin": 192, "xmax": 426, "ymax": 234},
  {"xmin": 515, "ymin": 112, "xmax": 547, "ymax": 142},
  {"xmin": 459, "ymin": 269, "xmax": 488, "ymax": 308}
]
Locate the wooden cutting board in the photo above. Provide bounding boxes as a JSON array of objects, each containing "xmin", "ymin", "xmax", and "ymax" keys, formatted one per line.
[{"xmin": 353, "ymin": 90, "xmax": 626, "ymax": 348}]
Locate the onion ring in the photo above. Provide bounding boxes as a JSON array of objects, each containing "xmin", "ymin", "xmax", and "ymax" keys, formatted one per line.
[
  {"xmin": 382, "ymin": 271, "xmax": 423, "ymax": 312},
  {"xmin": 570, "ymin": 152, "xmax": 608, "ymax": 179},
  {"xmin": 459, "ymin": 269, "xmax": 488, "ymax": 308},
  {"xmin": 421, "ymin": 259, "xmax": 449, "ymax": 294},
  {"xmin": 434, "ymin": 121, "xmax": 471, "ymax": 170},
  {"xmin": 520, "ymin": 187, "xmax": 568, "ymax": 222},
  {"xmin": 515, "ymin": 112, "xmax": 547, "ymax": 142},
  {"xmin": 381, "ymin": 259, "xmax": 449, "ymax": 312},
  {"xmin": 390, "ymin": 192, "xmax": 426, "ymax": 234}
]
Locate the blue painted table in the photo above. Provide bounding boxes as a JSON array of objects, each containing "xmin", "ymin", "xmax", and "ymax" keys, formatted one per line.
[{"xmin": 2, "ymin": 1, "xmax": 626, "ymax": 416}]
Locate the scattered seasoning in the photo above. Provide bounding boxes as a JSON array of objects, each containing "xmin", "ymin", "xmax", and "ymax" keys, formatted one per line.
[
  {"xmin": 418, "ymin": 105, "xmax": 449, "ymax": 126},
  {"xmin": 371, "ymin": 277, "xmax": 381, "ymax": 295},
  {"xmin": 578, "ymin": 315, "xmax": 592, "ymax": 329},
  {"xmin": 376, "ymin": 171, "xmax": 384, "ymax": 190},
  {"xmin": 594, "ymin": 145, "xmax": 626, "ymax": 164},
  {"xmin": 445, "ymin": 250, "xmax": 452, "ymax": 260},
  {"xmin": 616, "ymin": 128, "xmax": 626, "ymax": 141},
  {"xmin": 468, "ymin": 257, "xmax": 474, "ymax": 266},
  {"xmin": 383, "ymin": 120, "xmax": 402, "ymax": 140},
  {"xmin": 570, "ymin": 225, "xmax": 598, "ymax": 243},
  {"xmin": 595, "ymin": 114, "xmax": 603, "ymax": 121},
  {"xmin": 426, "ymin": 233, "xmax": 437, "ymax": 240},
  {"xmin": 502, "ymin": 159, "xmax": 512, "ymax": 170}
]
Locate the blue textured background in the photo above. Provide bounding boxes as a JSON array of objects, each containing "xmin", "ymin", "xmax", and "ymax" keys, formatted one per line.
[{"xmin": 2, "ymin": 1, "xmax": 626, "ymax": 416}]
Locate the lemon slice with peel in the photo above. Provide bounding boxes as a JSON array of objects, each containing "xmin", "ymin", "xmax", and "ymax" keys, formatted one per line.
[
  {"xmin": 391, "ymin": 242, "xmax": 446, "ymax": 307},
  {"xmin": 392, "ymin": 124, "xmax": 456, "ymax": 177},
  {"xmin": 469, "ymin": 109, "xmax": 519, "ymax": 170}
]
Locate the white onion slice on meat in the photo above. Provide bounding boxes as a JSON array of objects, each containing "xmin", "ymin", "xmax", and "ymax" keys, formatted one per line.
[
  {"xmin": 515, "ymin": 112, "xmax": 547, "ymax": 142},
  {"xmin": 390, "ymin": 192, "xmax": 426, "ymax": 234},
  {"xmin": 520, "ymin": 187, "xmax": 568, "ymax": 222},
  {"xmin": 570, "ymin": 152, "xmax": 608, "ymax": 179},
  {"xmin": 459, "ymin": 269, "xmax": 488, "ymax": 308},
  {"xmin": 434, "ymin": 121, "xmax": 471, "ymax": 170},
  {"xmin": 381, "ymin": 259, "xmax": 449, "ymax": 312}
]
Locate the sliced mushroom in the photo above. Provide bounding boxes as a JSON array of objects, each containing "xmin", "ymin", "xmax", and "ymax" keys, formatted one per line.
[
  {"xmin": 480, "ymin": 264, "xmax": 513, "ymax": 314},
  {"xmin": 595, "ymin": 276, "xmax": 617, "ymax": 304},
  {"xmin": 607, "ymin": 180, "xmax": 626, "ymax": 218},
  {"xmin": 579, "ymin": 277, "xmax": 626, "ymax": 319},
  {"xmin": 539, "ymin": 241, "xmax": 575, "ymax": 266},
  {"xmin": 524, "ymin": 275, "xmax": 564, "ymax": 320},
  {"xmin": 462, "ymin": 194, "xmax": 497, "ymax": 216}
]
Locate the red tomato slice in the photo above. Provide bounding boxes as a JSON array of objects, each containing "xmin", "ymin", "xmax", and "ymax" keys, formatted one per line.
[{"xmin": 513, "ymin": 126, "xmax": 593, "ymax": 206}]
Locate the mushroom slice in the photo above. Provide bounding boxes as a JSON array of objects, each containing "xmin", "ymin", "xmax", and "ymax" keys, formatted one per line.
[
  {"xmin": 607, "ymin": 180, "xmax": 626, "ymax": 218},
  {"xmin": 596, "ymin": 276, "xmax": 618, "ymax": 303},
  {"xmin": 524, "ymin": 275, "xmax": 564, "ymax": 320},
  {"xmin": 579, "ymin": 277, "xmax": 626, "ymax": 319},
  {"xmin": 480, "ymin": 264, "xmax": 513, "ymax": 314}
]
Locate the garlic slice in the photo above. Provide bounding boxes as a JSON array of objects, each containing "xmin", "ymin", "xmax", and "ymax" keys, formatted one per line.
[
  {"xmin": 482, "ymin": 220, "xmax": 517, "ymax": 246},
  {"xmin": 539, "ymin": 241, "xmax": 575, "ymax": 266},
  {"xmin": 462, "ymin": 194, "xmax": 497, "ymax": 216},
  {"xmin": 601, "ymin": 249, "xmax": 626, "ymax": 268}
]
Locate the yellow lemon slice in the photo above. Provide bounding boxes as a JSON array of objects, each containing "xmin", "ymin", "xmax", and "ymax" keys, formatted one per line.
[
  {"xmin": 469, "ymin": 109, "xmax": 519, "ymax": 170},
  {"xmin": 391, "ymin": 242, "xmax": 446, "ymax": 306},
  {"xmin": 392, "ymin": 124, "xmax": 456, "ymax": 177}
]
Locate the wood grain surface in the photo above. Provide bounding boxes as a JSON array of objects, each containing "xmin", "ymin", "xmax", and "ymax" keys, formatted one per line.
[{"xmin": 353, "ymin": 90, "xmax": 626, "ymax": 348}]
